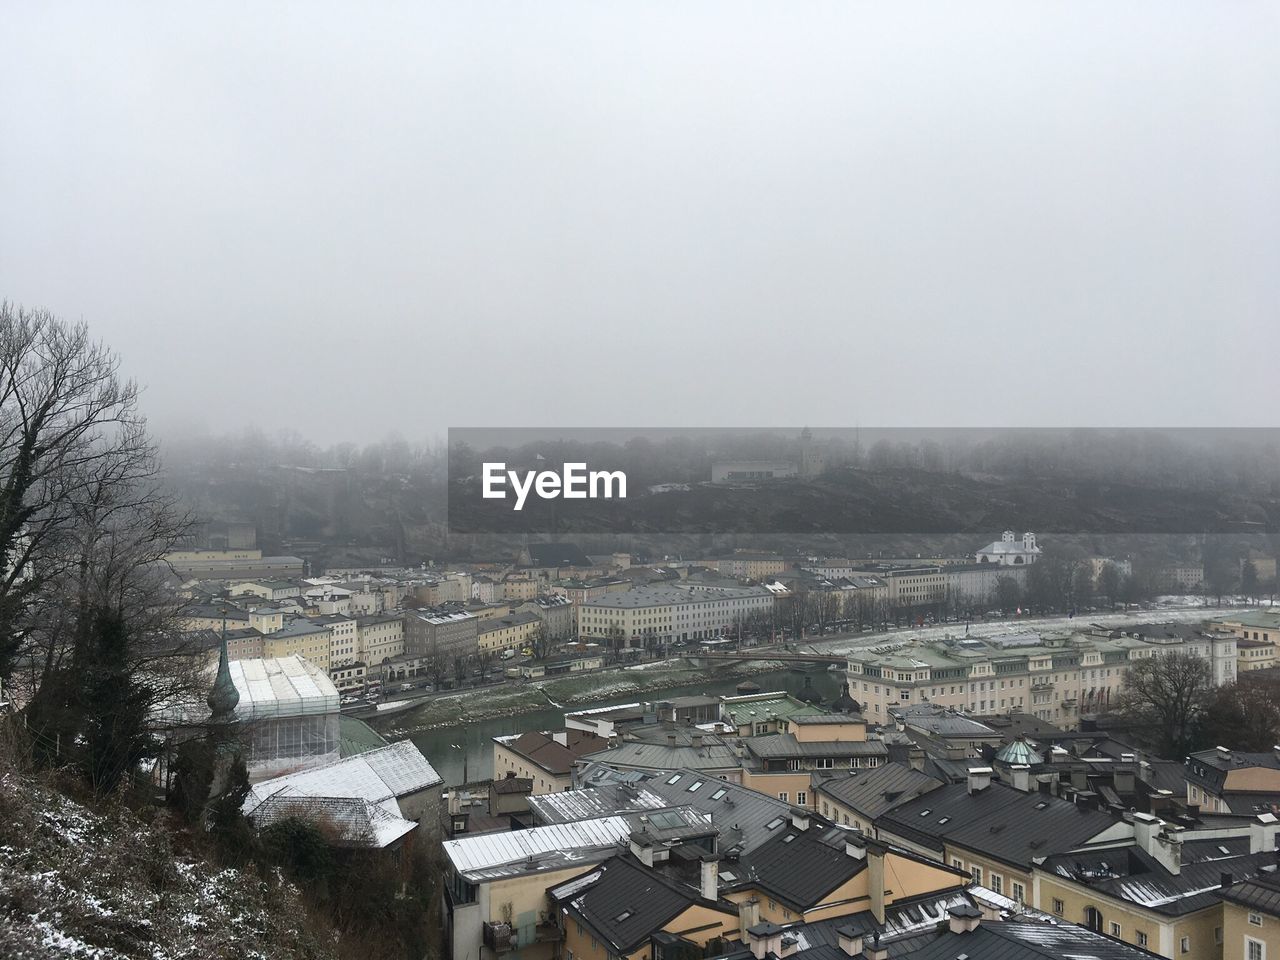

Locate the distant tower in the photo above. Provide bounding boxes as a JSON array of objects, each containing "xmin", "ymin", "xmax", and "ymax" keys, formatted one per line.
[
  {"xmin": 1022, "ymin": 532, "xmax": 1037, "ymax": 551},
  {"xmin": 799, "ymin": 427, "xmax": 826, "ymax": 479},
  {"xmin": 1002, "ymin": 531, "xmax": 1016, "ymax": 543}
]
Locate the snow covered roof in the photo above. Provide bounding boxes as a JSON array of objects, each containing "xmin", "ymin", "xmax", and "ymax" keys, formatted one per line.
[
  {"xmin": 250, "ymin": 787, "xmax": 417, "ymax": 848},
  {"xmin": 243, "ymin": 740, "xmax": 442, "ymax": 817},
  {"xmin": 443, "ymin": 815, "xmax": 634, "ymax": 882},
  {"xmin": 229, "ymin": 655, "xmax": 339, "ymax": 719}
]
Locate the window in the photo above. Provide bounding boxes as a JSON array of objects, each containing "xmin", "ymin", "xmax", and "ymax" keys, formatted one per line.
[
  {"xmin": 1251, "ymin": 913, "xmax": 1265, "ymax": 927},
  {"xmin": 1110, "ymin": 922, "xmax": 1121, "ymax": 937},
  {"xmin": 1012, "ymin": 882, "xmax": 1025, "ymax": 902},
  {"xmin": 1247, "ymin": 938, "xmax": 1265, "ymax": 960},
  {"xmin": 991, "ymin": 875, "xmax": 1002, "ymax": 895},
  {"xmin": 971, "ymin": 866, "xmax": 983, "ymax": 884},
  {"xmin": 1180, "ymin": 936, "xmax": 1190, "ymax": 954},
  {"xmin": 797, "ymin": 791, "xmax": 807, "ymax": 806},
  {"xmin": 1137, "ymin": 932, "xmax": 1148, "ymax": 948},
  {"xmin": 952, "ymin": 858, "xmax": 964, "ymax": 870},
  {"xmin": 777, "ymin": 793, "xmax": 788, "ymax": 803},
  {"xmin": 1052, "ymin": 899, "xmax": 1064, "ymax": 916}
]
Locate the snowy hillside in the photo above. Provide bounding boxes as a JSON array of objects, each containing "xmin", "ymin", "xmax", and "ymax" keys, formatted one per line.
[{"xmin": 0, "ymin": 767, "xmax": 335, "ymax": 960}]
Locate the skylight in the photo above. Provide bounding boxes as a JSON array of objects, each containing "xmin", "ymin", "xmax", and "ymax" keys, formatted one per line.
[
  {"xmin": 765, "ymin": 817, "xmax": 785, "ymax": 830},
  {"xmin": 688, "ymin": 780, "xmax": 704, "ymax": 792},
  {"xmin": 918, "ymin": 809, "xmax": 932, "ymax": 817},
  {"xmin": 938, "ymin": 816, "xmax": 951, "ymax": 824},
  {"xmin": 667, "ymin": 774, "xmax": 682, "ymax": 785},
  {"xmin": 711, "ymin": 788, "xmax": 728, "ymax": 800},
  {"xmin": 782, "ymin": 834, "xmax": 797, "ymax": 843},
  {"xmin": 615, "ymin": 910, "xmax": 633, "ymax": 922}
]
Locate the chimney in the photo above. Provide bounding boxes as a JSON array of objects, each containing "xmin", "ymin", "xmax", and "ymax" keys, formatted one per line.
[
  {"xmin": 1010, "ymin": 764, "xmax": 1031, "ymax": 793},
  {"xmin": 737, "ymin": 897, "xmax": 760, "ymax": 938},
  {"xmin": 1250, "ymin": 813, "xmax": 1280, "ymax": 853},
  {"xmin": 629, "ymin": 832, "xmax": 655, "ymax": 867},
  {"xmin": 692, "ymin": 733, "xmax": 704, "ymax": 748},
  {"xmin": 864, "ymin": 932, "xmax": 888, "ymax": 960},
  {"xmin": 1114, "ymin": 764, "xmax": 1136, "ymax": 796},
  {"xmin": 668, "ymin": 733, "xmax": 677, "ymax": 747},
  {"xmin": 790, "ymin": 807, "xmax": 811, "ymax": 831},
  {"xmin": 908, "ymin": 747, "xmax": 925, "ymax": 773},
  {"xmin": 967, "ymin": 767, "xmax": 994, "ymax": 795},
  {"xmin": 505, "ymin": 770, "xmax": 517, "ymax": 779},
  {"xmin": 946, "ymin": 744, "xmax": 966, "ymax": 761},
  {"xmin": 1217, "ymin": 745, "xmax": 1232, "ymax": 762},
  {"xmin": 1136, "ymin": 821, "xmax": 1183, "ymax": 876},
  {"xmin": 700, "ymin": 854, "xmax": 720, "ymax": 901},
  {"xmin": 868, "ymin": 843, "xmax": 887, "ymax": 922},
  {"xmin": 1132, "ymin": 812, "xmax": 1160, "ymax": 853},
  {"xmin": 779, "ymin": 934, "xmax": 800, "ymax": 958},
  {"xmin": 1038, "ymin": 778, "xmax": 1052, "ymax": 796},
  {"xmin": 836, "ymin": 925, "xmax": 864, "ymax": 957},
  {"xmin": 1070, "ymin": 768, "xmax": 1088, "ymax": 792},
  {"xmin": 1221, "ymin": 871, "xmax": 1234, "ymax": 889},
  {"xmin": 947, "ymin": 903, "xmax": 982, "ymax": 934},
  {"xmin": 845, "ymin": 833, "xmax": 868, "ymax": 860},
  {"xmin": 746, "ymin": 922, "xmax": 784, "ymax": 960}
]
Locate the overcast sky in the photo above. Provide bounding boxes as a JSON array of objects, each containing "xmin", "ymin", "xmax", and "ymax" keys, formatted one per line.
[{"xmin": 2, "ymin": 2, "xmax": 1276, "ymax": 444}]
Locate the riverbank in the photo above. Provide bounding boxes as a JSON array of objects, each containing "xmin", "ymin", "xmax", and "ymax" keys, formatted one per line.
[{"xmin": 373, "ymin": 656, "xmax": 793, "ymax": 736}]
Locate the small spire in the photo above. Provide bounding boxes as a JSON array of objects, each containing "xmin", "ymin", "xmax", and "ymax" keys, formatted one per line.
[{"xmin": 207, "ymin": 628, "xmax": 239, "ymax": 723}]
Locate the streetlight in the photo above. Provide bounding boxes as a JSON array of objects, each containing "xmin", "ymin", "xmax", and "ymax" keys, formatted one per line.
[{"xmin": 451, "ymin": 742, "xmax": 469, "ymax": 784}]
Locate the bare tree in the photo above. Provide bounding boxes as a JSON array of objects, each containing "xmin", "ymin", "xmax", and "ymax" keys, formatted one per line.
[
  {"xmin": 1, "ymin": 303, "xmax": 155, "ymax": 682},
  {"xmin": 1115, "ymin": 652, "xmax": 1213, "ymax": 758},
  {"xmin": 476, "ymin": 650, "xmax": 494, "ymax": 683}
]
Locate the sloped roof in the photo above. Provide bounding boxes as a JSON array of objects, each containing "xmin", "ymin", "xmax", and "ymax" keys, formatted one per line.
[
  {"xmin": 548, "ymin": 855, "xmax": 733, "ymax": 954},
  {"xmin": 814, "ymin": 762, "xmax": 943, "ymax": 821},
  {"xmin": 909, "ymin": 919, "xmax": 1165, "ymax": 960},
  {"xmin": 244, "ymin": 739, "xmax": 441, "ymax": 816},
  {"xmin": 250, "ymin": 788, "xmax": 416, "ymax": 848}
]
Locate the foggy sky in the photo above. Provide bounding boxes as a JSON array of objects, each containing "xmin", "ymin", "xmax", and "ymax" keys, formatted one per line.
[{"xmin": 2, "ymin": 2, "xmax": 1276, "ymax": 444}]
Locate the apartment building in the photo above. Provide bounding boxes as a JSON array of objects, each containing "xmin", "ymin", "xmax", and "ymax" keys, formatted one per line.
[
  {"xmin": 404, "ymin": 609, "xmax": 479, "ymax": 659},
  {"xmin": 356, "ymin": 613, "xmax": 404, "ymax": 664},
  {"xmin": 314, "ymin": 614, "xmax": 358, "ymax": 667},
  {"xmin": 577, "ymin": 584, "xmax": 774, "ymax": 647},
  {"xmin": 1185, "ymin": 746, "xmax": 1280, "ymax": 815},
  {"xmin": 261, "ymin": 618, "xmax": 333, "ymax": 670},
  {"xmin": 945, "ymin": 563, "xmax": 1028, "ymax": 607},
  {"xmin": 712, "ymin": 553, "xmax": 788, "ymax": 580},
  {"xmin": 231, "ymin": 579, "xmax": 302, "ymax": 601},
  {"xmin": 847, "ymin": 624, "xmax": 1236, "ymax": 728},
  {"xmin": 849, "ymin": 565, "xmax": 947, "ymax": 614},
  {"xmin": 517, "ymin": 594, "xmax": 575, "ymax": 640},
  {"xmin": 739, "ymin": 714, "xmax": 888, "ymax": 807},
  {"xmin": 477, "ymin": 611, "xmax": 542, "ymax": 654}
]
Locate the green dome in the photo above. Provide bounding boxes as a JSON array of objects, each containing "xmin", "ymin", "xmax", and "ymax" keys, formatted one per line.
[{"xmin": 994, "ymin": 736, "xmax": 1042, "ymax": 767}]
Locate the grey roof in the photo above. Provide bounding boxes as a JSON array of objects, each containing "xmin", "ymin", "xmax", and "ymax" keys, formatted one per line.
[
  {"xmin": 814, "ymin": 762, "xmax": 944, "ymax": 821},
  {"xmin": 878, "ymin": 780, "xmax": 1118, "ymax": 868},
  {"xmin": 1219, "ymin": 869, "xmax": 1280, "ymax": 918},
  {"xmin": 1042, "ymin": 841, "xmax": 1278, "ymax": 916},
  {"xmin": 733, "ymin": 823, "xmax": 866, "ymax": 910},
  {"xmin": 628, "ymin": 767, "xmax": 795, "ymax": 855},
  {"xmin": 743, "ymin": 734, "xmax": 889, "ymax": 760},
  {"xmin": 547, "ymin": 855, "xmax": 733, "ymax": 954},
  {"xmin": 892, "ymin": 704, "xmax": 999, "ymax": 739},
  {"xmin": 580, "ymin": 739, "xmax": 741, "ymax": 773},
  {"xmin": 444, "ymin": 815, "xmax": 633, "ymax": 882},
  {"xmin": 527, "ymin": 782, "xmax": 671, "ymax": 824},
  {"xmin": 908, "ymin": 919, "xmax": 1167, "ymax": 960}
]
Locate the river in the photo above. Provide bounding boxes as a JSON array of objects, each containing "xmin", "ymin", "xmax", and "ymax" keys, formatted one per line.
[{"xmin": 410, "ymin": 666, "xmax": 846, "ymax": 785}]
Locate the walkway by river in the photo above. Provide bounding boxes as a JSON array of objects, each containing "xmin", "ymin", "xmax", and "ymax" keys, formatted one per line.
[{"xmin": 411, "ymin": 666, "xmax": 844, "ymax": 785}]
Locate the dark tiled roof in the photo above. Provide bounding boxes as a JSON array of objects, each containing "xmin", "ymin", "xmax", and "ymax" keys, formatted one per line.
[
  {"xmin": 1043, "ymin": 843, "xmax": 1278, "ymax": 917},
  {"xmin": 743, "ymin": 734, "xmax": 888, "ymax": 760},
  {"xmin": 878, "ymin": 781, "xmax": 1116, "ymax": 868},
  {"xmin": 908, "ymin": 920, "xmax": 1166, "ymax": 960},
  {"xmin": 1220, "ymin": 870, "xmax": 1280, "ymax": 917},
  {"xmin": 547, "ymin": 855, "xmax": 731, "ymax": 954},
  {"xmin": 734, "ymin": 824, "xmax": 864, "ymax": 911},
  {"xmin": 814, "ymin": 762, "xmax": 943, "ymax": 821}
]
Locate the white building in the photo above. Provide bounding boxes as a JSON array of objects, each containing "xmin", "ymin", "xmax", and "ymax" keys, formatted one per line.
[{"xmin": 975, "ymin": 531, "xmax": 1041, "ymax": 566}]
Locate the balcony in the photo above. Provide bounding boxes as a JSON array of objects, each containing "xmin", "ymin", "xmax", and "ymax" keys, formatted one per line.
[
  {"xmin": 534, "ymin": 920, "xmax": 563, "ymax": 943},
  {"xmin": 483, "ymin": 922, "xmax": 517, "ymax": 952}
]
